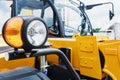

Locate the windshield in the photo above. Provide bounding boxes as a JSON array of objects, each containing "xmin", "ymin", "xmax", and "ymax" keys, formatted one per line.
[
  {"xmin": 55, "ymin": 2, "xmax": 84, "ymax": 36},
  {"xmin": 15, "ymin": 0, "xmax": 90, "ymax": 37}
]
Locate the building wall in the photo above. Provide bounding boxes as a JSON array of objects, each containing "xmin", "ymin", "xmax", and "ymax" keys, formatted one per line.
[{"xmin": 108, "ymin": 23, "xmax": 120, "ymax": 40}]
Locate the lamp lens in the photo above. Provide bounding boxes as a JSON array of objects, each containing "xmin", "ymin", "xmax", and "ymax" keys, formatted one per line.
[
  {"xmin": 3, "ymin": 17, "xmax": 23, "ymax": 48},
  {"xmin": 27, "ymin": 20, "xmax": 47, "ymax": 46}
]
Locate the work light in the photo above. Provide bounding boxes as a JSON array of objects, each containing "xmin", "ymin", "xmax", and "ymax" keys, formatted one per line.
[{"xmin": 2, "ymin": 17, "xmax": 48, "ymax": 50}]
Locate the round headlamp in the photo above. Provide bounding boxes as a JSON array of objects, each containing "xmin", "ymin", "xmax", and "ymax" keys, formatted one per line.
[{"xmin": 2, "ymin": 17, "xmax": 48, "ymax": 50}]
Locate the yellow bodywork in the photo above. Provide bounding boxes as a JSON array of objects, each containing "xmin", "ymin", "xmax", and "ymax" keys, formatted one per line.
[
  {"xmin": 1, "ymin": 34, "xmax": 120, "ymax": 79},
  {"xmin": 47, "ymin": 35, "xmax": 120, "ymax": 80},
  {"xmin": 0, "ymin": 56, "xmax": 35, "ymax": 72},
  {"xmin": 48, "ymin": 36, "xmax": 102, "ymax": 79},
  {"xmin": 0, "ymin": 35, "xmax": 35, "ymax": 72},
  {"xmin": 99, "ymin": 40, "xmax": 120, "ymax": 80}
]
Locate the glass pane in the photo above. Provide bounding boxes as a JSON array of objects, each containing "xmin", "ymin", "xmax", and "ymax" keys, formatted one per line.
[
  {"xmin": 16, "ymin": 0, "xmax": 44, "ymax": 17},
  {"xmin": 16, "ymin": 0, "xmax": 58, "ymax": 36},
  {"xmin": 55, "ymin": 1, "xmax": 83, "ymax": 36}
]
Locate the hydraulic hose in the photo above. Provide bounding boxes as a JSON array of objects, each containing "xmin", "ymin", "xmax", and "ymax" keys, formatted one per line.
[{"xmin": 34, "ymin": 48, "xmax": 81, "ymax": 80}]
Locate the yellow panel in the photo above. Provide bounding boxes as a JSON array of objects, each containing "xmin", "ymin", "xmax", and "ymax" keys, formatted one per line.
[
  {"xmin": 48, "ymin": 38, "xmax": 80, "ymax": 70},
  {"xmin": 47, "ymin": 54, "xmax": 58, "ymax": 64},
  {"xmin": 48, "ymin": 36, "xmax": 102, "ymax": 79},
  {"xmin": 96, "ymin": 36, "xmax": 109, "ymax": 41},
  {"xmin": 0, "ymin": 56, "xmax": 35, "ymax": 72},
  {"xmin": 98, "ymin": 40, "xmax": 120, "ymax": 80},
  {"xmin": 21, "ymin": 9, "xmax": 33, "ymax": 16},
  {"xmin": 76, "ymin": 36, "xmax": 102, "ymax": 79}
]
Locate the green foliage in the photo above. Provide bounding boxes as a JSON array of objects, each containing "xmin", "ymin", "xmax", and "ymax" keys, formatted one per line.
[{"xmin": 93, "ymin": 28, "xmax": 101, "ymax": 33}]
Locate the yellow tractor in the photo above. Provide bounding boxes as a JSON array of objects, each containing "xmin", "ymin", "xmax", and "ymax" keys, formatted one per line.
[{"xmin": 0, "ymin": 0, "xmax": 119, "ymax": 80}]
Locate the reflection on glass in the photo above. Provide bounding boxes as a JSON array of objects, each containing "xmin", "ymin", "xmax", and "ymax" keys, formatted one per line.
[
  {"xmin": 15, "ymin": 0, "xmax": 90, "ymax": 37},
  {"xmin": 55, "ymin": 2, "xmax": 83, "ymax": 36}
]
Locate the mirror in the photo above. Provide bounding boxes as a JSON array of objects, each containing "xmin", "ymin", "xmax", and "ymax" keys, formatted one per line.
[
  {"xmin": 109, "ymin": 10, "xmax": 114, "ymax": 20},
  {"xmin": 86, "ymin": 2, "xmax": 114, "ymax": 20}
]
